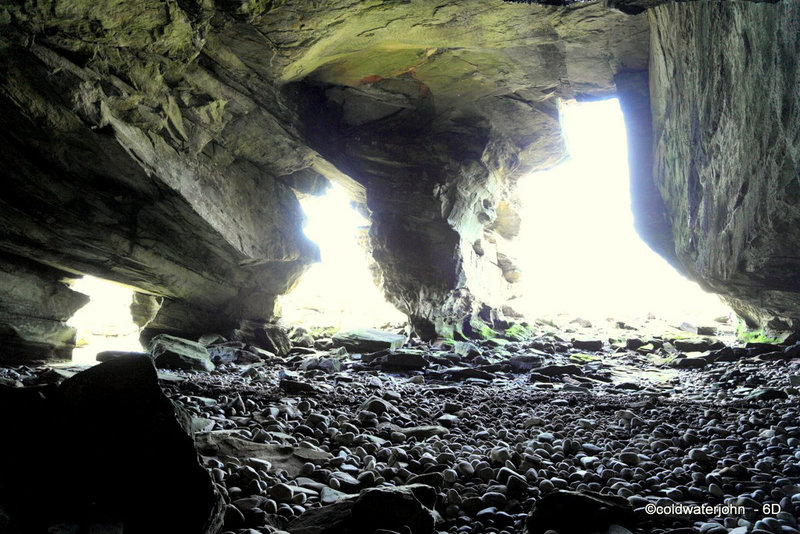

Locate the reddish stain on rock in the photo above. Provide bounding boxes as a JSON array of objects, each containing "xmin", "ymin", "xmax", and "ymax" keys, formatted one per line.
[{"xmin": 358, "ymin": 74, "xmax": 383, "ymax": 85}]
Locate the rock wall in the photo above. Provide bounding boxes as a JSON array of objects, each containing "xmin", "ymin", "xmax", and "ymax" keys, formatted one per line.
[
  {"xmin": 0, "ymin": 0, "xmax": 650, "ymax": 346},
  {"xmin": 0, "ymin": 253, "xmax": 89, "ymax": 363},
  {"xmin": 279, "ymin": 1, "xmax": 649, "ymax": 337},
  {"xmin": 648, "ymin": 0, "xmax": 800, "ymax": 327},
  {"xmin": 0, "ymin": 1, "xmax": 320, "ymax": 346}
]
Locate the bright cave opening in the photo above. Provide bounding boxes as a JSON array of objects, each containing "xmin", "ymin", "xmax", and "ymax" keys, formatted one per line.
[
  {"xmin": 67, "ymin": 275, "xmax": 141, "ymax": 365},
  {"xmin": 278, "ymin": 184, "xmax": 406, "ymax": 331},
  {"xmin": 514, "ymin": 98, "xmax": 733, "ymax": 332}
]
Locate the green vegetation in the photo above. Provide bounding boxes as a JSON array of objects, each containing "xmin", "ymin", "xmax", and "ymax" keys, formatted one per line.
[
  {"xmin": 735, "ymin": 319, "xmax": 781, "ymax": 344},
  {"xmin": 569, "ymin": 353, "xmax": 599, "ymax": 363},
  {"xmin": 503, "ymin": 323, "xmax": 532, "ymax": 342},
  {"xmin": 479, "ymin": 324, "xmax": 498, "ymax": 340}
]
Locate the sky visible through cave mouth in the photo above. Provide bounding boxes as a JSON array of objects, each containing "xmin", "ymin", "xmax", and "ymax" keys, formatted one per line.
[{"xmin": 514, "ymin": 98, "xmax": 730, "ymax": 324}]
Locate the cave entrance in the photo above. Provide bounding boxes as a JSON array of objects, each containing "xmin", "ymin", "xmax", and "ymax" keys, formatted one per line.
[
  {"xmin": 514, "ymin": 98, "xmax": 731, "ymax": 330},
  {"xmin": 278, "ymin": 184, "xmax": 406, "ymax": 330},
  {"xmin": 67, "ymin": 275, "xmax": 141, "ymax": 365}
]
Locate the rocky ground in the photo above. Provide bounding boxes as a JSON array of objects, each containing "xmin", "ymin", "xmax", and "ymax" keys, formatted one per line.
[{"xmin": 1, "ymin": 319, "xmax": 799, "ymax": 534}]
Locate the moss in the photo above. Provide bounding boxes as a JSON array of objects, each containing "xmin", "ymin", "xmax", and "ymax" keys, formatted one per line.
[
  {"xmin": 736, "ymin": 319, "xmax": 781, "ymax": 344},
  {"xmin": 504, "ymin": 323, "xmax": 532, "ymax": 341},
  {"xmin": 569, "ymin": 353, "xmax": 598, "ymax": 363},
  {"xmin": 479, "ymin": 324, "xmax": 497, "ymax": 340}
]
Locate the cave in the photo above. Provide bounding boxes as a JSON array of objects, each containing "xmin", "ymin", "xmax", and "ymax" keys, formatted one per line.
[{"xmin": 1, "ymin": 1, "xmax": 799, "ymax": 534}]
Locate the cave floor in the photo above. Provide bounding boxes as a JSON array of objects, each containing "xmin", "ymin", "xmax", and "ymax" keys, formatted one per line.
[{"xmin": 2, "ymin": 319, "xmax": 800, "ymax": 534}]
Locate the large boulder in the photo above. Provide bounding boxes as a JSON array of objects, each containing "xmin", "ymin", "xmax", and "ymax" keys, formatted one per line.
[
  {"xmin": 332, "ymin": 328, "xmax": 406, "ymax": 352},
  {"xmin": 288, "ymin": 484, "xmax": 437, "ymax": 534},
  {"xmin": 149, "ymin": 334, "xmax": 215, "ymax": 372},
  {"xmin": 0, "ymin": 355, "xmax": 224, "ymax": 533}
]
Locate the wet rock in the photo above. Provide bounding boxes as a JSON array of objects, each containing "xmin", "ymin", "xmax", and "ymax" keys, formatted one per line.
[
  {"xmin": 333, "ymin": 328, "xmax": 406, "ymax": 352},
  {"xmin": 148, "ymin": 334, "xmax": 214, "ymax": 372}
]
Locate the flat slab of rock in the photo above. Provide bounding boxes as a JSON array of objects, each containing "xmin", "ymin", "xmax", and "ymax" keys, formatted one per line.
[
  {"xmin": 572, "ymin": 339, "xmax": 604, "ymax": 351},
  {"xmin": 533, "ymin": 364, "xmax": 584, "ymax": 377},
  {"xmin": 195, "ymin": 431, "xmax": 332, "ymax": 477},
  {"xmin": 333, "ymin": 328, "xmax": 406, "ymax": 352},
  {"xmin": 148, "ymin": 334, "xmax": 214, "ymax": 372},
  {"xmin": 673, "ymin": 338, "xmax": 713, "ymax": 352}
]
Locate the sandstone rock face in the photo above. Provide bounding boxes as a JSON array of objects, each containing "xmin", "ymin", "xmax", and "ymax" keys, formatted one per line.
[
  {"xmin": 0, "ymin": 0, "xmax": 650, "ymax": 345},
  {"xmin": 0, "ymin": 252, "xmax": 89, "ymax": 363},
  {"xmin": 648, "ymin": 1, "xmax": 800, "ymax": 327}
]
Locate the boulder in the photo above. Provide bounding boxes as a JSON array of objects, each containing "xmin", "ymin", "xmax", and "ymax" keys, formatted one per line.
[
  {"xmin": 333, "ymin": 328, "xmax": 406, "ymax": 352},
  {"xmin": 288, "ymin": 484, "xmax": 436, "ymax": 534},
  {"xmin": 96, "ymin": 350, "xmax": 149, "ymax": 363},
  {"xmin": 524, "ymin": 490, "xmax": 636, "ymax": 534},
  {"xmin": 0, "ymin": 355, "xmax": 223, "ymax": 533},
  {"xmin": 148, "ymin": 334, "xmax": 214, "ymax": 372}
]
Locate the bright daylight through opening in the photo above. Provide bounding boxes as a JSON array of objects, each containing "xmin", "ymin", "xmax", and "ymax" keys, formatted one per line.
[
  {"xmin": 278, "ymin": 185, "xmax": 406, "ymax": 330},
  {"xmin": 514, "ymin": 98, "xmax": 731, "ymax": 328},
  {"xmin": 68, "ymin": 276, "xmax": 140, "ymax": 364}
]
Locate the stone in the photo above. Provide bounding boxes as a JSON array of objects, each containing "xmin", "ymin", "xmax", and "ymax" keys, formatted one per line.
[
  {"xmin": 148, "ymin": 334, "xmax": 215, "ymax": 372},
  {"xmin": 572, "ymin": 339, "xmax": 604, "ymax": 351},
  {"xmin": 233, "ymin": 323, "xmax": 292, "ymax": 357},
  {"xmin": 333, "ymin": 328, "xmax": 406, "ymax": 352},
  {"xmin": 288, "ymin": 484, "xmax": 435, "ymax": 534},
  {"xmin": 509, "ymin": 353, "xmax": 546, "ymax": 371},
  {"xmin": 533, "ymin": 364, "xmax": 584, "ymax": 377},
  {"xmin": 398, "ymin": 426, "xmax": 450, "ymax": 440},
  {"xmin": 524, "ymin": 490, "xmax": 636, "ymax": 534},
  {"xmin": 673, "ymin": 339, "xmax": 713, "ymax": 352},
  {"xmin": 0, "ymin": 253, "xmax": 88, "ymax": 364},
  {"xmin": 377, "ymin": 350, "xmax": 429, "ymax": 369},
  {"xmin": 0, "ymin": 355, "xmax": 223, "ymax": 532},
  {"xmin": 196, "ymin": 431, "xmax": 332, "ymax": 477},
  {"xmin": 95, "ymin": 351, "xmax": 149, "ymax": 363}
]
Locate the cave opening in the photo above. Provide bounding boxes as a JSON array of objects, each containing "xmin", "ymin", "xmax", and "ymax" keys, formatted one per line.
[
  {"xmin": 514, "ymin": 97, "xmax": 732, "ymax": 331},
  {"xmin": 67, "ymin": 275, "xmax": 141, "ymax": 365},
  {"xmin": 278, "ymin": 183, "xmax": 406, "ymax": 331}
]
